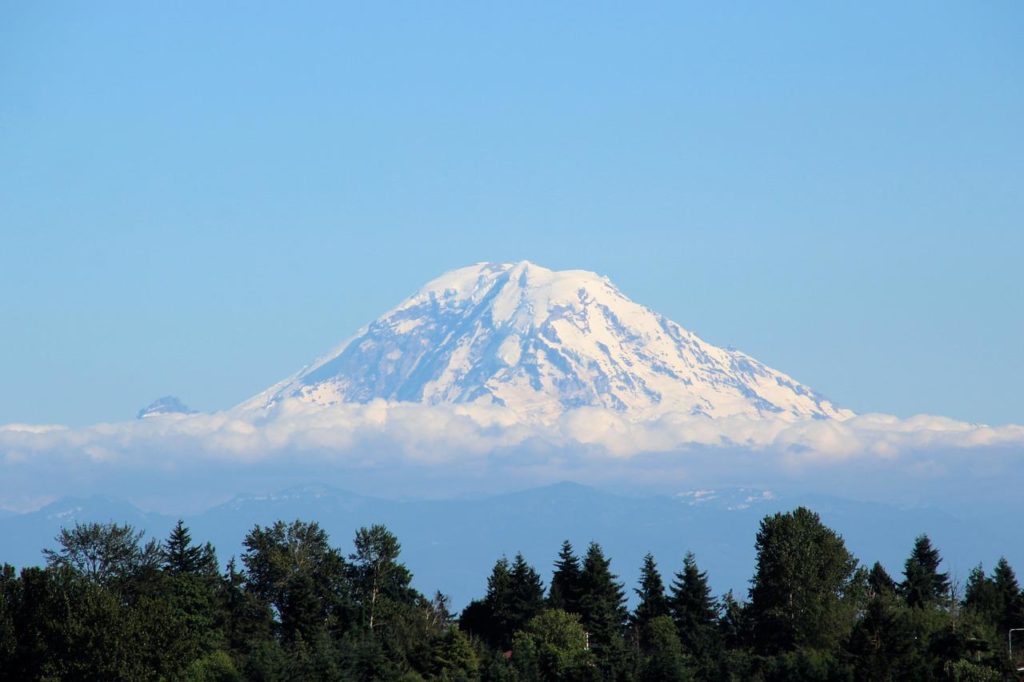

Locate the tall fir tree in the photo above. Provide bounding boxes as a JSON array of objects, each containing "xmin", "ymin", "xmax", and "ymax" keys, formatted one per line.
[
  {"xmin": 867, "ymin": 561, "xmax": 897, "ymax": 599},
  {"xmin": 579, "ymin": 542, "xmax": 629, "ymax": 679},
  {"xmin": 991, "ymin": 557, "xmax": 1024, "ymax": 633},
  {"xmin": 901, "ymin": 534, "xmax": 949, "ymax": 608},
  {"xmin": 633, "ymin": 553, "xmax": 670, "ymax": 638},
  {"xmin": 669, "ymin": 552, "xmax": 718, "ymax": 657},
  {"xmin": 162, "ymin": 520, "xmax": 217, "ymax": 576},
  {"xmin": 548, "ymin": 540, "xmax": 583, "ymax": 615},
  {"xmin": 508, "ymin": 553, "xmax": 545, "ymax": 636}
]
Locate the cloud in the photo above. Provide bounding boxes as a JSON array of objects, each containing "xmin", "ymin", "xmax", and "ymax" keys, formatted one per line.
[
  {"xmin": 1, "ymin": 399, "xmax": 1021, "ymax": 467},
  {"xmin": 0, "ymin": 400, "xmax": 1021, "ymax": 512}
]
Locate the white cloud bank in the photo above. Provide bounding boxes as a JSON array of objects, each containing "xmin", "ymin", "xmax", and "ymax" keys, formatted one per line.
[{"xmin": 2, "ymin": 400, "xmax": 1022, "ymax": 469}]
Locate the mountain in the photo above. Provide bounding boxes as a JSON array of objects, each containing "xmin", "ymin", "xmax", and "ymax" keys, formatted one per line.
[
  {"xmin": 3, "ymin": 484, "xmax": 1017, "ymax": 609},
  {"xmin": 242, "ymin": 261, "xmax": 850, "ymax": 422},
  {"xmin": 138, "ymin": 395, "xmax": 196, "ymax": 419}
]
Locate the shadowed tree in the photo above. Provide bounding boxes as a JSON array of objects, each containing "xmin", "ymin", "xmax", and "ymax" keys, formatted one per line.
[
  {"xmin": 633, "ymin": 553, "xmax": 670, "ymax": 640},
  {"xmin": 670, "ymin": 552, "xmax": 719, "ymax": 658},
  {"xmin": 901, "ymin": 534, "xmax": 949, "ymax": 609},
  {"xmin": 43, "ymin": 522, "xmax": 160, "ymax": 586},
  {"xmin": 549, "ymin": 541, "xmax": 583, "ymax": 615},
  {"xmin": 748, "ymin": 507, "xmax": 859, "ymax": 653}
]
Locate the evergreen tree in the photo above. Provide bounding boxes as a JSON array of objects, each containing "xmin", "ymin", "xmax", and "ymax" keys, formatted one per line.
[
  {"xmin": 867, "ymin": 561, "xmax": 897, "ymax": 599},
  {"xmin": 748, "ymin": 507, "xmax": 859, "ymax": 654},
  {"xmin": 669, "ymin": 552, "xmax": 719, "ymax": 658},
  {"xmin": 717, "ymin": 590, "xmax": 748, "ymax": 649},
  {"xmin": 549, "ymin": 540, "xmax": 583, "ymax": 615},
  {"xmin": 901, "ymin": 534, "xmax": 949, "ymax": 608},
  {"xmin": 991, "ymin": 557, "xmax": 1024, "ymax": 633},
  {"xmin": 508, "ymin": 553, "xmax": 545, "ymax": 636},
  {"xmin": 579, "ymin": 542, "xmax": 629, "ymax": 679},
  {"xmin": 633, "ymin": 553, "xmax": 670, "ymax": 638},
  {"xmin": 162, "ymin": 520, "xmax": 218, "ymax": 576}
]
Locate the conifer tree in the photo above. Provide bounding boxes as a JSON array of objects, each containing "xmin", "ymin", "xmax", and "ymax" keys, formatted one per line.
[
  {"xmin": 867, "ymin": 561, "xmax": 897, "ymax": 599},
  {"xmin": 548, "ymin": 540, "xmax": 583, "ymax": 615},
  {"xmin": 901, "ymin": 534, "xmax": 949, "ymax": 608},
  {"xmin": 670, "ymin": 552, "xmax": 718, "ymax": 658},
  {"xmin": 579, "ymin": 542, "xmax": 629, "ymax": 678},
  {"xmin": 508, "ymin": 553, "xmax": 545, "ymax": 635},
  {"xmin": 162, "ymin": 520, "xmax": 217, "ymax": 576},
  {"xmin": 992, "ymin": 557, "xmax": 1024, "ymax": 633},
  {"xmin": 633, "ymin": 553, "xmax": 670, "ymax": 637}
]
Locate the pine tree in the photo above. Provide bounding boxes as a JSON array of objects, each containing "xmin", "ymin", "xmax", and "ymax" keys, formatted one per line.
[
  {"xmin": 162, "ymin": 520, "xmax": 218, "ymax": 576},
  {"xmin": 508, "ymin": 553, "xmax": 545, "ymax": 636},
  {"xmin": 991, "ymin": 557, "xmax": 1024, "ymax": 633},
  {"xmin": 633, "ymin": 553, "xmax": 670, "ymax": 638},
  {"xmin": 579, "ymin": 542, "xmax": 629, "ymax": 678},
  {"xmin": 867, "ymin": 561, "xmax": 897, "ymax": 599},
  {"xmin": 548, "ymin": 540, "xmax": 583, "ymax": 615},
  {"xmin": 901, "ymin": 534, "xmax": 949, "ymax": 608},
  {"xmin": 669, "ymin": 552, "xmax": 718, "ymax": 658}
]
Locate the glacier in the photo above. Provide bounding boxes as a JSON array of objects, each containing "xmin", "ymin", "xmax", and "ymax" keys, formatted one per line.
[{"xmin": 241, "ymin": 261, "xmax": 851, "ymax": 423}]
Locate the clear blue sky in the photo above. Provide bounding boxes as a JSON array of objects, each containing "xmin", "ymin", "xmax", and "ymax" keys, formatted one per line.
[{"xmin": 1, "ymin": 2, "xmax": 1021, "ymax": 426}]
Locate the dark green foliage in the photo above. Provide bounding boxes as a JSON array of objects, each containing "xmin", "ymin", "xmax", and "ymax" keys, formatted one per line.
[
  {"xmin": 901, "ymin": 534, "xmax": 949, "ymax": 609},
  {"xmin": 669, "ymin": 551, "xmax": 719, "ymax": 659},
  {"xmin": 748, "ymin": 507, "xmax": 859, "ymax": 654},
  {"xmin": 638, "ymin": 615, "xmax": 692, "ymax": 681},
  {"xmin": 510, "ymin": 609, "xmax": 594, "ymax": 680},
  {"xmin": 163, "ymin": 519, "xmax": 218, "ymax": 576},
  {"xmin": 549, "ymin": 540, "xmax": 584, "ymax": 615},
  {"xmin": 241, "ymin": 519, "xmax": 352, "ymax": 643},
  {"xmin": 579, "ymin": 541, "xmax": 630, "ymax": 679},
  {"xmin": 43, "ymin": 521, "xmax": 160, "ymax": 586},
  {"xmin": 868, "ymin": 561, "xmax": 897, "ymax": 598},
  {"xmin": 461, "ymin": 553, "xmax": 545, "ymax": 651},
  {"xmin": 632, "ymin": 553, "xmax": 669, "ymax": 639},
  {"xmin": 0, "ymin": 508, "xmax": 1014, "ymax": 681}
]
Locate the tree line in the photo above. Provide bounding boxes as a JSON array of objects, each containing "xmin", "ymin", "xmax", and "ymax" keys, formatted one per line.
[{"xmin": 1, "ymin": 506, "xmax": 1022, "ymax": 680}]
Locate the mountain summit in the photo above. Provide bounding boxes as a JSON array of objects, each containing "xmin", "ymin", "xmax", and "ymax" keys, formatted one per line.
[{"xmin": 243, "ymin": 261, "xmax": 851, "ymax": 422}]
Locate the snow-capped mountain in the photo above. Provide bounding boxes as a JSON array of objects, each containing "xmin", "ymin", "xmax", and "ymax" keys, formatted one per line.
[
  {"xmin": 242, "ymin": 261, "xmax": 851, "ymax": 422},
  {"xmin": 137, "ymin": 395, "xmax": 196, "ymax": 419}
]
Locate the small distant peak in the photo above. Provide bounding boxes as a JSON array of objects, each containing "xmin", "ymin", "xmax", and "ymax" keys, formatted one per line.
[{"xmin": 137, "ymin": 396, "xmax": 196, "ymax": 419}]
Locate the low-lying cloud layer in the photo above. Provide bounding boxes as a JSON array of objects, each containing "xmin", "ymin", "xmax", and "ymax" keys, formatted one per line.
[{"xmin": 1, "ymin": 400, "xmax": 1021, "ymax": 513}]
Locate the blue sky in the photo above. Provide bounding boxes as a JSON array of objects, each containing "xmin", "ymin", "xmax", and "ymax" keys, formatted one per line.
[{"xmin": 1, "ymin": 2, "xmax": 1021, "ymax": 427}]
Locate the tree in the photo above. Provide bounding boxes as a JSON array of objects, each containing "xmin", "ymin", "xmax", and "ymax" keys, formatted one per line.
[
  {"xmin": 639, "ymin": 615, "xmax": 693, "ymax": 682},
  {"xmin": 461, "ymin": 553, "xmax": 544, "ymax": 651},
  {"xmin": 669, "ymin": 552, "xmax": 718, "ymax": 658},
  {"xmin": 508, "ymin": 553, "xmax": 545, "ymax": 635},
  {"xmin": 510, "ymin": 609, "xmax": 594, "ymax": 681},
  {"xmin": 43, "ymin": 522, "xmax": 160, "ymax": 586},
  {"xmin": 162, "ymin": 520, "xmax": 218, "ymax": 576},
  {"xmin": 901, "ymin": 534, "xmax": 949, "ymax": 609},
  {"xmin": 747, "ymin": 507, "xmax": 859, "ymax": 653},
  {"xmin": 549, "ymin": 540, "xmax": 583, "ymax": 615},
  {"xmin": 579, "ymin": 542, "xmax": 629, "ymax": 678},
  {"xmin": 868, "ymin": 561, "xmax": 897, "ymax": 599},
  {"xmin": 350, "ymin": 524, "xmax": 410, "ymax": 633},
  {"xmin": 241, "ymin": 520, "xmax": 351, "ymax": 642},
  {"xmin": 633, "ymin": 553, "xmax": 670, "ymax": 638}
]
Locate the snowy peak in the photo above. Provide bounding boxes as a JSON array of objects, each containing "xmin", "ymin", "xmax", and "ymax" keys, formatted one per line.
[
  {"xmin": 245, "ymin": 262, "xmax": 851, "ymax": 423},
  {"xmin": 137, "ymin": 396, "xmax": 196, "ymax": 419}
]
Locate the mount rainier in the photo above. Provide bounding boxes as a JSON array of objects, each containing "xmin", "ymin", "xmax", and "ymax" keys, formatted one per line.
[{"xmin": 242, "ymin": 261, "xmax": 851, "ymax": 423}]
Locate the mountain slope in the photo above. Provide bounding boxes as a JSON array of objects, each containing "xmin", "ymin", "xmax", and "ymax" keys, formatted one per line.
[{"xmin": 242, "ymin": 261, "xmax": 850, "ymax": 422}]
